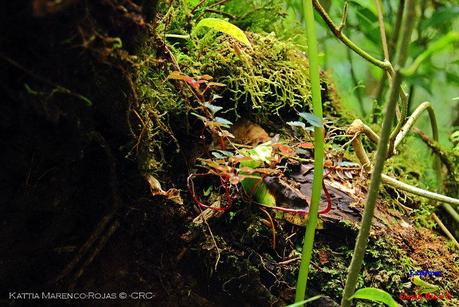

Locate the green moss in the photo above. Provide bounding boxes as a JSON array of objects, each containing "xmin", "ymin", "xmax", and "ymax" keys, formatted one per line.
[
  {"xmin": 176, "ymin": 31, "xmax": 314, "ymax": 120},
  {"xmin": 222, "ymin": 0, "xmax": 287, "ymax": 33},
  {"xmin": 309, "ymin": 236, "xmax": 415, "ymax": 304},
  {"xmin": 128, "ymin": 0, "xmax": 353, "ymax": 176},
  {"xmin": 132, "ymin": 12, "xmax": 340, "ymax": 174}
]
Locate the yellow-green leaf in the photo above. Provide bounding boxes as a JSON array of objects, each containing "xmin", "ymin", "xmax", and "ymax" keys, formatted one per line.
[
  {"xmin": 412, "ymin": 276, "xmax": 439, "ymax": 294},
  {"xmin": 193, "ymin": 18, "xmax": 252, "ymax": 48},
  {"xmin": 246, "ymin": 144, "xmax": 272, "ymax": 163},
  {"xmin": 350, "ymin": 288, "xmax": 399, "ymax": 307},
  {"xmin": 240, "ymin": 176, "xmax": 276, "ymax": 206},
  {"xmin": 239, "ymin": 147, "xmax": 275, "ymax": 206}
]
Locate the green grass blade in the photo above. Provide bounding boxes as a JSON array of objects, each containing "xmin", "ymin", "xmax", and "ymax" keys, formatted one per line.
[
  {"xmin": 294, "ymin": 0, "xmax": 325, "ymax": 303},
  {"xmin": 286, "ymin": 295, "xmax": 322, "ymax": 307}
]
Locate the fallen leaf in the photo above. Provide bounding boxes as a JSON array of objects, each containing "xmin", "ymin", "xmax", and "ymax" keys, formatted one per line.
[
  {"xmin": 146, "ymin": 175, "xmax": 183, "ymax": 205},
  {"xmin": 319, "ymin": 250, "xmax": 329, "ymax": 265}
]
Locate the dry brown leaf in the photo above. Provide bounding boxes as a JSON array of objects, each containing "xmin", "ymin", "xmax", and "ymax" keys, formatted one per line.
[{"xmin": 145, "ymin": 175, "xmax": 183, "ymax": 205}]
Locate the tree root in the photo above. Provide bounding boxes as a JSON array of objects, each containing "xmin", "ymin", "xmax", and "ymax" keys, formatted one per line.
[{"xmin": 53, "ymin": 132, "xmax": 122, "ymax": 288}]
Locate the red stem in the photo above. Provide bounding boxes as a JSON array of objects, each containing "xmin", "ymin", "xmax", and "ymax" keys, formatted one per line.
[
  {"xmin": 187, "ymin": 173, "xmax": 232, "ymax": 211},
  {"xmin": 188, "ymin": 166, "xmax": 335, "ymax": 215}
]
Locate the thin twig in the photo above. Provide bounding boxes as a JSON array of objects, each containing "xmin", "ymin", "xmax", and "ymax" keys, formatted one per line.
[
  {"xmin": 131, "ymin": 109, "xmax": 147, "ymax": 154},
  {"xmin": 278, "ymin": 257, "xmax": 301, "ymax": 266},
  {"xmin": 295, "ymin": 0, "xmax": 325, "ymax": 302},
  {"xmin": 201, "ymin": 208, "xmax": 221, "ymax": 271},
  {"xmin": 207, "ymin": 0, "xmax": 230, "ymax": 10},
  {"xmin": 53, "ymin": 211, "xmax": 116, "ymax": 283},
  {"xmin": 413, "ymin": 127, "xmax": 456, "ymax": 187},
  {"xmin": 381, "ymin": 175, "xmax": 459, "ymax": 206},
  {"xmin": 373, "ymin": 0, "xmax": 404, "ymax": 123},
  {"xmin": 204, "ymin": 9, "xmax": 236, "ymax": 20},
  {"xmin": 54, "ymin": 132, "xmax": 122, "ymax": 286},
  {"xmin": 190, "ymin": 0, "xmax": 206, "ymax": 14},
  {"xmin": 348, "ymin": 131, "xmax": 459, "ymax": 207},
  {"xmin": 394, "ymin": 101, "xmax": 438, "ymax": 149},
  {"xmin": 375, "ymin": 0, "xmax": 390, "ymax": 61},
  {"xmin": 351, "ymin": 135, "xmax": 372, "ymax": 172},
  {"xmin": 347, "ymin": 119, "xmax": 380, "ymax": 145},
  {"xmin": 412, "ymin": 127, "xmax": 459, "ymax": 225},
  {"xmin": 389, "ymin": 0, "xmax": 405, "ymax": 58},
  {"xmin": 338, "ymin": 2, "xmax": 349, "ymax": 32},
  {"xmin": 313, "ymin": 1, "xmax": 410, "ymax": 133},
  {"xmin": 259, "ymin": 207, "xmax": 277, "ymax": 250},
  {"xmin": 68, "ymin": 221, "xmax": 120, "ymax": 289},
  {"xmin": 312, "ymin": 0, "xmax": 391, "ymax": 71},
  {"xmin": 432, "ymin": 213, "xmax": 459, "ymax": 250},
  {"xmin": 164, "ymin": 33, "xmax": 190, "ymax": 39}
]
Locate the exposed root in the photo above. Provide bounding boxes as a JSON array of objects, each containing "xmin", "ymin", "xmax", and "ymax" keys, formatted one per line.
[
  {"xmin": 259, "ymin": 207, "xmax": 277, "ymax": 250},
  {"xmin": 53, "ymin": 132, "xmax": 122, "ymax": 288}
]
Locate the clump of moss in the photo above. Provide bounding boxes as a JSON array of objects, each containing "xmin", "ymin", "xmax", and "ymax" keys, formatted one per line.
[
  {"xmin": 133, "ymin": 55, "xmax": 186, "ymax": 175},
  {"xmin": 176, "ymin": 31, "xmax": 313, "ymax": 120},
  {"xmin": 134, "ymin": 24, "xmax": 331, "ymax": 174},
  {"xmin": 131, "ymin": 0, "xmax": 353, "ymax": 176}
]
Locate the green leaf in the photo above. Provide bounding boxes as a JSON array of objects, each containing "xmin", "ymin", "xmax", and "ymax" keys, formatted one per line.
[
  {"xmin": 286, "ymin": 295, "xmax": 322, "ymax": 307},
  {"xmin": 211, "ymin": 151, "xmax": 225, "ymax": 159},
  {"xmin": 216, "ymin": 150, "xmax": 234, "ymax": 157},
  {"xmin": 350, "ymin": 288, "xmax": 399, "ymax": 307},
  {"xmin": 193, "ymin": 18, "xmax": 252, "ymax": 48},
  {"xmin": 349, "ymin": 1, "xmax": 380, "ymax": 45},
  {"xmin": 299, "ymin": 112, "xmax": 323, "ymax": 127},
  {"xmin": 403, "ymin": 32, "xmax": 459, "ymax": 76},
  {"xmin": 211, "ymin": 150, "xmax": 233, "ymax": 159},
  {"xmin": 412, "ymin": 276, "xmax": 439, "ymax": 294},
  {"xmin": 349, "ymin": 0, "xmax": 376, "ymax": 14},
  {"xmin": 287, "ymin": 121, "xmax": 306, "ymax": 129},
  {"xmin": 238, "ymin": 144, "xmax": 275, "ymax": 206},
  {"xmin": 421, "ymin": 7, "xmax": 459, "ymax": 31},
  {"xmin": 446, "ymin": 72, "xmax": 459, "ymax": 85},
  {"xmin": 240, "ymin": 175, "xmax": 276, "ymax": 206},
  {"xmin": 204, "ymin": 102, "xmax": 223, "ymax": 114},
  {"xmin": 191, "ymin": 112, "xmax": 208, "ymax": 122},
  {"xmin": 214, "ymin": 116, "xmax": 233, "ymax": 128},
  {"xmin": 239, "ymin": 158, "xmax": 263, "ymax": 169},
  {"xmin": 203, "ymin": 186, "xmax": 212, "ymax": 196},
  {"xmin": 245, "ymin": 144, "xmax": 272, "ymax": 163}
]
